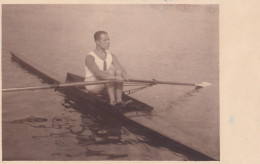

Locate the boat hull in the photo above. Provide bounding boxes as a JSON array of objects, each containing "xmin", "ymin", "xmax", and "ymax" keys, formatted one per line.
[{"xmin": 64, "ymin": 73, "xmax": 153, "ymax": 118}]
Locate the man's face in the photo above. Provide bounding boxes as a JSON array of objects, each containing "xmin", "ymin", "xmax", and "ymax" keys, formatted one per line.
[{"xmin": 96, "ymin": 34, "xmax": 110, "ymax": 50}]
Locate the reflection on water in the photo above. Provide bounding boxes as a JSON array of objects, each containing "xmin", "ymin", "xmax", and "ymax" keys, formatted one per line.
[{"xmin": 166, "ymin": 88, "xmax": 201, "ymax": 111}]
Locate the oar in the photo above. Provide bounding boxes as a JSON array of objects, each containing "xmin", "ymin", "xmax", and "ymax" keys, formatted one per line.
[
  {"xmin": 125, "ymin": 79, "xmax": 211, "ymax": 88},
  {"xmin": 2, "ymin": 80, "xmax": 111, "ymax": 92},
  {"xmin": 2, "ymin": 78, "xmax": 211, "ymax": 92}
]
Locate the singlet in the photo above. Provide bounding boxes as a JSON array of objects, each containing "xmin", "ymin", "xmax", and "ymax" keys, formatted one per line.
[{"xmin": 85, "ymin": 50, "xmax": 113, "ymax": 79}]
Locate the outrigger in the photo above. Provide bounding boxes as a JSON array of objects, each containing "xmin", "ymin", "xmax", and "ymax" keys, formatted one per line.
[{"xmin": 3, "ymin": 52, "xmax": 214, "ymax": 160}]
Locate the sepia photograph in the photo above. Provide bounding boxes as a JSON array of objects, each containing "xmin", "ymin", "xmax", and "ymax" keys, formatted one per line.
[{"xmin": 2, "ymin": 4, "xmax": 219, "ymax": 161}]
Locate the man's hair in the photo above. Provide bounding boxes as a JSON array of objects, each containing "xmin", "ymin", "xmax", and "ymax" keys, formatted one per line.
[{"xmin": 94, "ymin": 31, "xmax": 108, "ymax": 41}]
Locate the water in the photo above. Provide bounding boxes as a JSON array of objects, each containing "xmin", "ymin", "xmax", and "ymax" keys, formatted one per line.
[{"xmin": 2, "ymin": 5, "xmax": 219, "ymax": 160}]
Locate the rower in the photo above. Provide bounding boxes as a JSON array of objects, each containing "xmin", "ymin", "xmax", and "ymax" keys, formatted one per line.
[{"xmin": 84, "ymin": 31, "xmax": 127, "ymax": 106}]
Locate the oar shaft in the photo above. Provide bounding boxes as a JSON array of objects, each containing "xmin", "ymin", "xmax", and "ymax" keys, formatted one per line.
[
  {"xmin": 2, "ymin": 80, "xmax": 110, "ymax": 92},
  {"xmin": 3, "ymin": 78, "xmax": 210, "ymax": 92},
  {"xmin": 126, "ymin": 79, "xmax": 196, "ymax": 86},
  {"xmin": 2, "ymin": 85, "xmax": 56, "ymax": 92}
]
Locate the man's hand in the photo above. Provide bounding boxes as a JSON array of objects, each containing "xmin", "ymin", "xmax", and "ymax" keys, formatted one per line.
[
  {"xmin": 122, "ymin": 69, "xmax": 128, "ymax": 80},
  {"xmin": 111, "ymin": 54, "xmax": 128, "ymax": 80},
  {"xmin": 115, "ymin": 75, "xmax": 124, "ymax": 82}
]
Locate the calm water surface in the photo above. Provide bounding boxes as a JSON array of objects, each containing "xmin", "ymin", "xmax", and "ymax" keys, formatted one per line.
[{"xmin": 2, "ymin": 5, "xmax": 219, "ymax": 160}]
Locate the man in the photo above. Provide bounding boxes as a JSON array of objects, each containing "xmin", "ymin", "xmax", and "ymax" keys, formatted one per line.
[{"xmin": 84, "ymin": 31, "xmax": 127, "ymax": 106}]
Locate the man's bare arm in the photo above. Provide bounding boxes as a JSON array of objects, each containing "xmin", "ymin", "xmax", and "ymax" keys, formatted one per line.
[{"xmin": 85, "ymin": 55, "xmax": 116, "ymax": 80}]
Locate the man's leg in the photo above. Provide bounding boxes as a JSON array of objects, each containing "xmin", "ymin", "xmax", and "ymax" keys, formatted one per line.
[
  {"xmin": 115, "ymin": 69, "xmax": 123, "ymax": 103},
  {"xmin": 106, "ymin": 66, "xmax": 117, "ymax": 105},
  {"xmin": 84, "ymin": 77, "xmax": 106, "ymax": 94}
]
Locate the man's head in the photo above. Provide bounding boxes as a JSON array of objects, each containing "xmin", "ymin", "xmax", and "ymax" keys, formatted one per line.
[{"xmin": 94, "ymin": 31, "xmax": 110, "ymax": 50}]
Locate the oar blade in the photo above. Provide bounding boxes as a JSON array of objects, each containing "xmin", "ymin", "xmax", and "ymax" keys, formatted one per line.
[{"xmin": 195, "ymin": 82, "xmax": 212, "ymax": 89}]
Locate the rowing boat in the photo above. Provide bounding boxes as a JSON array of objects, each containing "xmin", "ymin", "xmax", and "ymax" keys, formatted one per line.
[
  {"xmin": 6, "ymin": 52, "xmax": 215, "ymax": 160},
  {"xmin": 9, "ymin": 52, "xmax": 153, "ymax": 116}
]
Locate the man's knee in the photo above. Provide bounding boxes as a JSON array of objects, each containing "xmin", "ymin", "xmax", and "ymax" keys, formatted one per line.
[
  {"xmin": 115, "ymin": 69, "xmax": 123, "ymax": 76},
  {"xmin": 107, "ymin": 68, "xmax": 116, "ymax": 76}
]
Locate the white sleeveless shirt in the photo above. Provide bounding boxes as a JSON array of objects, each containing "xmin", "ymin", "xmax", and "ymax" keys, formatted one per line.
[{"xmin": 85, "ymin": 50, "xmax": 113, "ymax": 79}]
